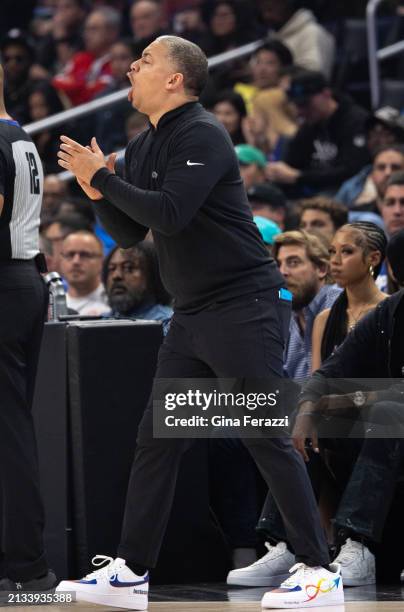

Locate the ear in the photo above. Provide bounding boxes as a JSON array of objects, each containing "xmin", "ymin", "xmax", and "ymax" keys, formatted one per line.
[
  {"xmin": 316, "ymin": 261, "xmax": 329, "ymax": 282},
  {"xmin": 166, "ymin": 72, "xmax": 184, "ymax": 92},
  {"xmin": 368, "ymin": 249, "xmax": 382, "ymax": 270}
]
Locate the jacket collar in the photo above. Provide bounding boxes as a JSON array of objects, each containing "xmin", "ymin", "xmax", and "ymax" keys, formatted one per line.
[{"xmin": 154, "ymin": 101, "xmax": 200, "ymax": 131}]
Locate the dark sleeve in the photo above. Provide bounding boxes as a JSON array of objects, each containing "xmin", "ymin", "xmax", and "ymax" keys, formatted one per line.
[
  {"xmin": 92, "ymin": 199, "xmax": 149, "ymax": 248},
  {"xmin": 0, "ymin": 149, "xmax": 6, "ymax": 195},
  {"xmin": 286, "ymin": 120, "xmax": 369, "ymax": 189},
  {"xmin": 92, "ymin": 143, "xmax": 149, "ymax": 248},
  {"xmin": 91, "ymin": 123, "xmax": 233, "ymax": 236},
  {"xmin": 299, "ymin": 306, "xmax": 380, "ymax": 404}
]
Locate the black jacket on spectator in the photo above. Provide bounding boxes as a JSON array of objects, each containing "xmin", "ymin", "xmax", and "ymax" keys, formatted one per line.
[
  {"xmin": 91, "ymin": 101, "xmax": 283, "ymax": 312},
  {"xmin": 285, "ymin": 96, "xmax": 370, "ymax": 194},
  {"xmin": 300, "ymin": 289, "xmax": 404, "ymax": 403}
]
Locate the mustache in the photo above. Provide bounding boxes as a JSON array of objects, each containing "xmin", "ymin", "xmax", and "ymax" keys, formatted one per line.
[{"xmin": 110, "ymin": 282, "xmax": 127, "ymax": 292}]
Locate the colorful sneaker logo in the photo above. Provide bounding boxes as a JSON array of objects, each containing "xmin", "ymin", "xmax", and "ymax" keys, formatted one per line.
[{"xmin": 304, "ymin": 577, "xmax": 340, "ymax": 602}]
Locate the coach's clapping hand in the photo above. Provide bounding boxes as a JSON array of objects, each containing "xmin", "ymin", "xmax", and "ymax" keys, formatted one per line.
[{"xmin": 58, "ymin": 136, "xmax": 117, "ymax": 199}]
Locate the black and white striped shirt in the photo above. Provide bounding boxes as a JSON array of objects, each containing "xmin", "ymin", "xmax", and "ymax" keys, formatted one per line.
[{"xmin": 0, "ymin": 118, "xmax": 43, "ymax": 260}]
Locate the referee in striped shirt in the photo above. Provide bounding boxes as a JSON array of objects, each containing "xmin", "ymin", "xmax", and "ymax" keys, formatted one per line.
[{"xmin": 0, "ymin": 64, "xmax": 56, "ymax": 593}]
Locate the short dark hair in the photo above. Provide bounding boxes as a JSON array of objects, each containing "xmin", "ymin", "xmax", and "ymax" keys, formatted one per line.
[
  {"xmin": 44, "ymin": 212, "xmax": 93, "ymax": 236},
  {"xmin": 252, "ymin": 41, "xmax": 293, "ymax": 67},
  {"xmin": 212, "ymin": 90, "xmax": 247, "ymax": 118},
  {"xmin": 103, "ymin": 241, "xmax": 172, "ymax": 305},
  {"xmin": 385, "ymin": 170, "xmax": 404, "ymax": 190},
  {"xmin": 372, "ymin": 143, "xmax": 404, "ymax": 163},
  {"xmin": 157, "ymin": 35, "xmax": 208, "ymax": 97},
  {"xmin": 299, "ymin": 197, "xmax": 348, "ymax": 230}
]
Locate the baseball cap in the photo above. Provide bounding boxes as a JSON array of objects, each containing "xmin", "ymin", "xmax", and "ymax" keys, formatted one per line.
[
  {"xmin": 235, "ymin": 144, "xmax": 267, "ymax": 168},
  {"xmin": 254, "ymin": 216, "xmax": 282, "ymax": 245},
  {"xmin": 366, "ymin": 106, "xmax": 404, "ymax": 138},
  {"xmin": 387, "ymin": 229, "xmax": 404, "ymax": 284},
  {"xmin": 287, "ymin": 69, "xmax": 328, "ymax": 105},
  {"xmin": 1, "ymin": 29, "xmax": 35, "ymax": 56},
  {"xmin": 247, "ymin": 183, "xmax": 287, "ymax": 209}
]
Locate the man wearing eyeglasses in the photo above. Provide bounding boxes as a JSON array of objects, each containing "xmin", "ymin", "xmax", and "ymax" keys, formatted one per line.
[{"xmin": 60, "ymin": 230, "xmax": 109, "ymax": 315}]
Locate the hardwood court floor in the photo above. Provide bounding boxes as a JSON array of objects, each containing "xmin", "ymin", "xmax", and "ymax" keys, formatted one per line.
[
  {"xmin": 6, "ymin": 603, "xmax": 404, "ymax": 611},
  {"xmin": 4, "ymin": 583, "xmax": 404, "ymax": 611}
]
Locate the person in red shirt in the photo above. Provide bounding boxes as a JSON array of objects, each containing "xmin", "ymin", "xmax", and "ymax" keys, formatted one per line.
[{"xmin": 52, "ymin": 6, "xmax": 121, "ymax": 106}]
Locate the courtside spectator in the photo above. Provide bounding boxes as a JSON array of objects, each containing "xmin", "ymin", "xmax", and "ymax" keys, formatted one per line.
[
  {"xmin": 42, "ymin": 174, "xmax": 68, "ymax": 219},
  {"xmin": 36, "ymin": 0, "xmax": 88, "ymax": 76},
  {"xmin": 299, "ymin": 197, "xmax": 348, "ymax": 243},
  {"xmin": 380, "ymin": 172, "xmax": 404, "ymax": 236},
  {"xmin": 338, "ymin": 145, "xmax": 404, "ymax": 212},
  {"xmin": 94, "ymin": 39, "xmax": 136, "ymax": 152},
  {"xmin": 258, "ymin": 0, "xmax": 335, "ymax": 77},
  {"xmin": 130, "ymin": 0, "xmax": 167, "ymax": 56},
  {"xmin": 234, "ymin": 41, "xmax": 293, "ymax": 112},
  {"xmin": 235, "ymin": 144, "xmax": 267, "ymax": 189},
  {"xmin": 52, "ymin": 7, "xmax": 121, "ymax": 105},
  {"xmin": 1, "ymin": 30, "xmax": 36, "ymax": 124},
  {"xmin": 267, "ymin": 70, "xmax": 369, "ymax": 197},
  {"xmin": 103, "ymin": 243, "xmax": 172, "ymax": 330},
  {"xmin": 61, "ymin": 230, "xmax": 109, "ymax": 315},
  {"xmin": 274, "ymin": 230, "xmax": 341, "ymax": 378},
  {"xmin": 247, "ymin": 183, "xmax": 288, "ymax": 230},
  {"xmin": 212, "ymin": 90, "xmax": 247, "ymax": 146},
  {"xmin": 42, "ymin": 213, "xmax": 92, "ymax": 274}
]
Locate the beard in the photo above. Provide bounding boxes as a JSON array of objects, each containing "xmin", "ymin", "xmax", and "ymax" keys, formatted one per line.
[
  {"xmin": 289, "ymin": 279, "xmax": 319, "ymax": 311},
  {"xmin": 108, "ymin": 283, "xmax": 149, "ymax": 315}
]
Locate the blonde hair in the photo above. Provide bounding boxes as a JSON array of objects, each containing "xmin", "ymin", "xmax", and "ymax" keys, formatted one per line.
[{"xmin": 273, "ymin": 230, "xmax": 331, "ymax": 281}]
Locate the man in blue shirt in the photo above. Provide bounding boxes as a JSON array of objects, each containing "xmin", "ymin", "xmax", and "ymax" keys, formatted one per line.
[
  {"xmin": 103, "ymin": 242, "xmax": 172, "ymax": 334},
  {"xmin": 275, "ymin": 230, "xmax": 341, "ymax": 379}
]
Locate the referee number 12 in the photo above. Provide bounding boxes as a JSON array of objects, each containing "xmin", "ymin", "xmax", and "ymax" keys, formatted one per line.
[{"xmin": 25, "ymin": 152, "xmax": 40, "ymax": 195}]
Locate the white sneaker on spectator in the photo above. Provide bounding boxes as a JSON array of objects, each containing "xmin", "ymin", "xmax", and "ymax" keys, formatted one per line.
[
  {"xmin": 227, "ymin": 542, "xmax": 294, "ymax": 586},
  {"xmin": 56, "ymin": 555, "xmax": 148, "ymax": 610},
  {"xmin": 334, "ymin": 538, "xmax": 375, "ymax": 586},
  {"xmin": 261, "ymin": 562, "xmax": 343, "ymax": 608}
]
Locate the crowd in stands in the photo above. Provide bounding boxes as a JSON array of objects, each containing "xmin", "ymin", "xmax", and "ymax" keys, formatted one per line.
[{"xmin": 3, "ymin": 0, "xmax": 404, "ymax": 588}]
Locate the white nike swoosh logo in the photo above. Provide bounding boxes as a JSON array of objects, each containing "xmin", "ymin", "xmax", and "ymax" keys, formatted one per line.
[{"xmin": 187, "ymin": 160, "xmax": 205, "ymax": 166}]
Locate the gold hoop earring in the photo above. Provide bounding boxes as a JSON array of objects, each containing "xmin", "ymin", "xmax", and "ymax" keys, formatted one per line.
[{"xmin": 369, "ymin": 264, "xmax": 374, "ymax": 277}]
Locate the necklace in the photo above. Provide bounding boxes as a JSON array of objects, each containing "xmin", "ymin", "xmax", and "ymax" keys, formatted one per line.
[{"xmin": 347, "ymin": 300, "xmax": 379, "ymax": 331}]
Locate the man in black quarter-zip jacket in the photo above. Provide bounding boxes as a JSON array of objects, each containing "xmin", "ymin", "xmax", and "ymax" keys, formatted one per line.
[{"xmin": 56, "ymin": 36, "xmax": 343, "ymax": 610}]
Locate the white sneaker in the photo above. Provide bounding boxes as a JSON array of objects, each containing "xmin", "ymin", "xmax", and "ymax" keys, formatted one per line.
[
  {"xmin": 56, "ymin": 555, "xmax": 148, "ymax": 610},
  {"xmin": 261, "ymin": 562, "xmax": 344, "ymax": 608},
  {"xmin": 227, "ymin": 542, "xmax": 294, "ymax": 586},
  {"xmin": 334, "ymin": 538, "xmax": 375, "ymax": 586}
]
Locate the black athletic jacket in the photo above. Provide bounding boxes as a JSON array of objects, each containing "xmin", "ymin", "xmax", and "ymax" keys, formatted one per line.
[
  {"xmin": 300, "ymin": 289, "xmax": 404, "ymax": 404},
  {"xmin": 91, "ymin": 101, "xmax": 283, "ymax": 312}
]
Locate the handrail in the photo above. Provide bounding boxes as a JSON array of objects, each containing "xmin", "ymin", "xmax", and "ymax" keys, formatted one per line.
[
  {"xmin": 367, "ymin": 0, "xmax": 404, "ymax": 108},
  {"xmin": 377, "ymin": 39, "xmax": 404, "ymax": 61},
  {"xmin": 24, "ymin": 38, "xmax": 266, "ymax": 136},
  {"xmin": 367, "ymin": 0, "xmax": 382, "ymax": 109}
]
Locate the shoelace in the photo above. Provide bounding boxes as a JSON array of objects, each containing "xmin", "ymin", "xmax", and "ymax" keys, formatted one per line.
[
  {"xmin": 251, "ymin": 542, "xmax": 282, "ymax": 566},
  {"xmin": 83, "ymin": 555, "xmax": 125, "ymax": 582},
  {"xmin": 281, "ymin": 563, "xmax": 314, "ymax": 588},
  {"xmin": 336, "ymin": 538, "xmax": 364, "ymax": 563}
]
